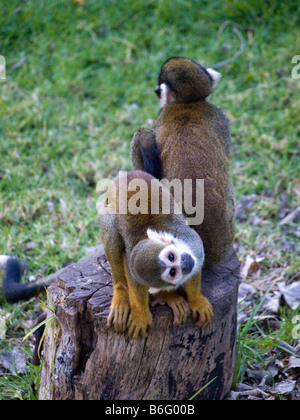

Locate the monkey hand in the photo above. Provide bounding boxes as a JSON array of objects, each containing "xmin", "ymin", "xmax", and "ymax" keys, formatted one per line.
[
  {"xmin": 130, "ymin": 129, "xmax": 160, "ymax": 178},
  {"xmin": 151, "ymin": 291, "xmax": 190, "ymax": 326},
  {"xmin": 189, "ymin": 294, "xmax": 213, "ymax": 327},
  {"xmin": 127, "ymin": 307, "xmax": 152, "ymax": 339},
  {"xmin": 107, "ymin": 288, "xmax": 130, "ymax": 333},
  {"xmin": 130, "ymin": 128, "xmax": 151, "ymax": 171}
]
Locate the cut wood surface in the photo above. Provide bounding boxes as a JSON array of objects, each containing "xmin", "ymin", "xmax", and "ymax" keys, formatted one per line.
[{"xmin": 39, "ymin": 250, "xmax": 240, "ymax": 400}]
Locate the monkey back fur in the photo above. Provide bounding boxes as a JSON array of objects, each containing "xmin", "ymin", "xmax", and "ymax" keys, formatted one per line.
[{"xmin": 131, "ymin": 57, "xmax": 236, "ymax": 265}]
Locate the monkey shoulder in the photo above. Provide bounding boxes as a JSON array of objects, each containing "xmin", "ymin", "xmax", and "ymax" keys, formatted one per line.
[
  {"xmin": 100, "ymin": 212, "xmax": 125, "ymax": 255},
  {"xmin": 158, "ymin": 101, "xmax": 231, "ymax": 157},
  {"xmin": 204, "ymin": 103, "xmax": 231, "ymax": 155}
]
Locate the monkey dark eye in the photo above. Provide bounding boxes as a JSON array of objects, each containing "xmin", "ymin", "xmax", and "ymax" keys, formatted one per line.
[
  {"xmin": 169, "ymin": 268, "xmax": 176, "ymax": 277},
  {"xmin": 168, "ymin": 253, "xmax": 175, "ymax": 262},
  {"xmin": 155, "ymin": 86, "xmax": 161, "ymax": 98}
]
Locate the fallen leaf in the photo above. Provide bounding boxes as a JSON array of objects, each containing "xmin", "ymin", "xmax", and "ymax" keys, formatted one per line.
[
  {"xmin": 279, "ymin": 206, "xmax": 300, "ymax": 226},
  {"xmin": 250, "ymin": 215, "xmax": 264, "ymax": 226},
  {"xmin": 11, "ymin": 57, "xmax": 25, "ymax": 69},
  {"xmin": 0, "ymin": 348, "xmax": 27, "ymax": 374},
  {"xmin": 241, "ymin": 255, "xmax": 265, "ymax": 278},
  {"xmin": 278, "ymin": 191, "xmax": 290, "ymax": 219},
  {"xmin": 281, "ymin": 237, "xmax": 299, "ymax": 253},
  {"xmin": 25, "ymin": 241, "xmax": 36, "ymax": 250},
  {"xmin": 279, "ymin": 281, "xmax": 300, "ymax": 310},
  {"xmin": 262, "ymin": 291, "xmax": 281, "ymax": 314},
  {"xmin": 236, "ymin": 194, "xmax": 259, "ymax": 222},
  {"xmin": 47, "ymin": 200, "xmax": 54, "ymax": 212},
  {"xmin": 273, "ymin": 379, "xmax": 296, "ymax": 396},
  {"xmin": 238, "ymin": 282, "xmax": 257, "ymax": 300},
  {"xmin": 287, "ymin": 357, "xmax": 300, "ymax": 377}
]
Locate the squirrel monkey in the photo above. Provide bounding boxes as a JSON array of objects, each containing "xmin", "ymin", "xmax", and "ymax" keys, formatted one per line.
[
  {"xmin": 131, "ymin": 57, "xmax": 236, "ymax": 265},
  {"xmin": 99, "ymin": 170, "xmax": 213, "ymax": 339}
]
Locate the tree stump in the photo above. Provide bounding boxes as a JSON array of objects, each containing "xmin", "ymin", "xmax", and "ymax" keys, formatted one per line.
[{"xmin": 39, "ymin": 250, "xmax": 240, "ymax": 401}]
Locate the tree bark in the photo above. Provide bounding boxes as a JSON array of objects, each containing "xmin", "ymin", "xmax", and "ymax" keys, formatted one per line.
[{"xmin": 39, "ymin": 250, "xmax": 240, "ymax": 400}]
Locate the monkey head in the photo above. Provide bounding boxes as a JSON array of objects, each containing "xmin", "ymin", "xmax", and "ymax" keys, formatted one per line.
[
  {"xmin": 129, "ymin": 228, "xmax": 202, "ymax": 291},
  {"xmin": 155, "ymin": 57, "xmax": 221, "ymax": 106}
]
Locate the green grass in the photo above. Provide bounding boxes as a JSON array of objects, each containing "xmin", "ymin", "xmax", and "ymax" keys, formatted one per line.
[
  {"xmin": 234, "ymin": 294, "xmax": 300, "ymax": 388},
  {"xmin": 0, "ymin": 0, "xmax": 299, "ymax": 399}
]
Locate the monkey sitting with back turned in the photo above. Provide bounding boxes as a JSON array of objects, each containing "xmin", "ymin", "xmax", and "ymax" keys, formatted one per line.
[
  {"xmin": 99, "ymin": 170, "xmax": 213, "ymax": 339},
  {"xmin": 131, "ymin": 57, "xmax": 236, "ymax": 265}
]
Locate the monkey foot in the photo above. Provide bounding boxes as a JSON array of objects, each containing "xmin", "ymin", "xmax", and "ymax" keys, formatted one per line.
[
  {"xmin": 107, "ymin": 305, "xmax": 130, "ymax": 333},
  {"xmin": 151, "ymin": 292, "xmax": 190, "ymax": 326},
  {"xmin": 189, "ymin": 295, "xmax": 213, "ymax": 327},
  {"xmin": 127, "ymin": 309, "xmax": 152, "ymax": 339}
]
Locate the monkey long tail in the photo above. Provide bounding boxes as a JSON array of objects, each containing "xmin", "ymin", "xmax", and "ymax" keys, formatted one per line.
[
  {"xmin": 209, "ymin": 22, "xmax": 246, "ymax": 70},
  {"xmin": 2, "ymin": 257, "xmax": 45, "ymax": 304}
]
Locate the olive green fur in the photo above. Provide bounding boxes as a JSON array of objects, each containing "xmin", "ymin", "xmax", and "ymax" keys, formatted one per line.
[{"xmin": 131, "ymin": 57, "xmax": 236, "ymax": 265}]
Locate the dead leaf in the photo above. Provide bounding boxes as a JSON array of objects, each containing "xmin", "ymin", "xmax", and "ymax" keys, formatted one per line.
[
  {"xmin": 250, "ymin": 215, "xmax": 264, "ymax": 226},
  {"xmin": 236, "ymin": 194, "xmax": 259, "ymax": 222},
  {"xmin": 279, "ymin": 281, "xmax": 300, "ymax": 310},
  {"xmin": 0, "ymin": 348, "xmax": 27, "ymax": 374},
  {"xmin": 11, "ymin": 57, "xmax": 25, "ymax": 69},
  {"xmin": 279, "ymin": 206, "xmax": 300, "ymax": 226},
  {"xmin": 238, "ymin": 282, "xmax": 257, "ymax": 300},
  {"xmin": 47, "ymin": 200, "xmax": 54, "ymax": 212},
  {"xmin": 262, "ymin": 292, "xmax": 281, "ymax": 314},
  {"xmin": 273, "ymin": 379, "xmax": 296, "ymax": 396},
  {"xmin": 25, "ymin": 241, "xmax": 36, "ymax": 250},
  {"xmin": 281, "ymin": 237, "xmax": 299, "ymax": 253},
  {"xmin": 74, "ymin": 0, "xmax": 86, "ymax": 4},
  {"xmin": 278, "ymin": 191, "xmax": 289, "ymax": 219},
  {"xmin": 241, "ymin": 255, "xmax": 265, "ymax": 278},
  {"xmin": 287, "ymin": 357, "xmax": 300, "ymax": 377}
]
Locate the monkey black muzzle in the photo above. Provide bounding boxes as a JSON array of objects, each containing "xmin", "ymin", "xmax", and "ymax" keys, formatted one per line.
[{"xmin": 181, "ymin": 253, "xmax": 195, "ymax": 275}]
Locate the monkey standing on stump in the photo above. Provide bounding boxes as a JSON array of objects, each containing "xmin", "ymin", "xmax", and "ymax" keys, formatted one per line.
[
  {"xmin": 99, "ymin": 170, "xmax": 213, "ymax": 339},
  {"xmin": 131, "ymin": 57, "xmax": 236, "ymax": 265}
]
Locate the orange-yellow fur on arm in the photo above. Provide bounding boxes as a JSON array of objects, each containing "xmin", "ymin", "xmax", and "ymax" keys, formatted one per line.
[
  {"xmin": 124, "ymin": 258, "xmax": 152, "ymax": 339},
  {"xmin": 184, "ymin": 272, "xmax": 213, "ymax": 327}
]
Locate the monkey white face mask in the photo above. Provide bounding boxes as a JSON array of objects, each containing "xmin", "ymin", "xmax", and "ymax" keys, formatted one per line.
[{"xmin": 146, "ymin": 229, "xmax": 200, "ymax": 294}]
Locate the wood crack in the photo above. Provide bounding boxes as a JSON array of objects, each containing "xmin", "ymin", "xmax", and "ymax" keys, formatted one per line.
[{"xmin": 141, "ymin": 317, "xmax": 171, "ymax": 400}]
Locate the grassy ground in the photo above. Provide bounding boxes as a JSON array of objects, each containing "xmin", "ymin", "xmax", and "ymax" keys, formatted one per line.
[{"xmin": 0, "ymin": 0, "xmax": 299, "ymax": 399}]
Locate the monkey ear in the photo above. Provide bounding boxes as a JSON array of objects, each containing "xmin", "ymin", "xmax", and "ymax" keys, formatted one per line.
[
  {"xmin": 0, "ymin": 255, "xmax": 10, "ymax": 269},
  {"xmin": 159, "ymin": 83, "xmax": 174, "ymax": 107},
  {"xmin": 206, "ymin": 68, "xmax": 222, "ymax": 89},
  {"xmin": 147, "ymin": 228, "xmax": 173, "ymax": 244}
]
